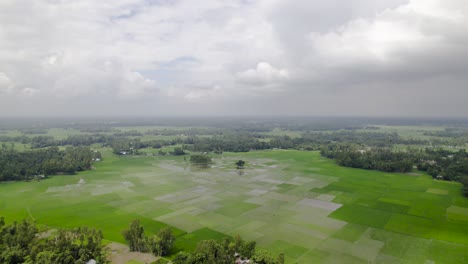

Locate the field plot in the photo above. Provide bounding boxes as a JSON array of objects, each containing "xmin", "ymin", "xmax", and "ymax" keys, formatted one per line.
[{"xmin": 0, "ymin": 150, "xmax": 467, "ymax": 263}]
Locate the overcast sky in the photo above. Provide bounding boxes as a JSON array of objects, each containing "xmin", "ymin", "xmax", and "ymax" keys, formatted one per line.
[{"xmin": 0, "ymin": 0, "xmax": 467, "ymax": 117}]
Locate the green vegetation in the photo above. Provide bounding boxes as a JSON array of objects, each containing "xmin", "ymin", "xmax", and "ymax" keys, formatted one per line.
[
  {"xmin": 236, "ymin": 160, "xmax": 246, "ymax": 169},
  {"xmin": 173, "ymin": 235, "xmax": 283, "ymax": 264},
  {"xmin": 321, "ymin": 144, "xmax": 468, "ymax": 196},
  {"xmin": 0, "ymin": 145, "xmax": 99, "ymax": 181},
  {"xmin": 0, "ymin": 149, "xmax": 466, "ymax": 263},
  {"xmin": 321, "ymin": 144, "xmax": 413, "ymax": 172},
  {"xmin": 190, "ymin": 154, "xmax": 212, "ymax": 166},
  {"xmin": 122, "ymin": 220, "xmax": 176, "ymax": 256},
  {"xmin": 0, "ymin": 217, "xmax": 107, "ymax": 264},
  {"xmin": 0, "ymin": 117, "xmax": 467, "ymax": 263}
]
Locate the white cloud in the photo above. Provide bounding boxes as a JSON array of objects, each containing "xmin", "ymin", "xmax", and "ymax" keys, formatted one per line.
[
  {"xmin": 118, "ymin": 71, "xmax": 157, "ymax": 98},
  {"xmin": 0, "ymin": 72, "xmax": 14, "ymax": 94},
  {"xmin": 236, "ymin": 62, "xmax": 289, "ymax": 86},
  {"xmin": 300, "ymin": 0, "xmax": 468, "ymax": 81},
  {"xmin": 0, "ymin": 0, "xmax": 468, "ymax": 116}
]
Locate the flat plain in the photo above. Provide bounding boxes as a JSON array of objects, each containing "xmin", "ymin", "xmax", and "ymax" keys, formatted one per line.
[{"xmin": 0, "ymin": 149, "xmax": 467, "ymax": 263}]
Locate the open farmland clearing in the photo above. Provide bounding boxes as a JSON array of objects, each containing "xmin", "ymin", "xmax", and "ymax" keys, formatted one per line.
[{"xmin": 0, "ymin": 150, "xmax": 467, "ymax": 263}]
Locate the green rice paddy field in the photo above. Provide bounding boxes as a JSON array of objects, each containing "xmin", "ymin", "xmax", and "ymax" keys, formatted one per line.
[{"xmin": 1, "ymin": 150, "xmax": 467, "ymax": 263}]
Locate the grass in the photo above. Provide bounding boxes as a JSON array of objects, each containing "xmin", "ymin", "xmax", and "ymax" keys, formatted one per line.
[{"xmin": 0, "ymin": 150, "xmax": 467, "ymax": 263}]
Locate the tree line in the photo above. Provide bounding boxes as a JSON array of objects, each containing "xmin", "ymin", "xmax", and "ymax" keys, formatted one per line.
[
  {"xmin": 0, "ymin": 144, "xmax": 99, "ymax": 182},
  {"xmin": 320, "ymin": 144, "xmax": 413, "ymax": 173},
  {"xmin": 320, "ymin": 144, "xmax": 468, "ymax": 196},
  {"xmin": 172, "ymin": 235, "xmax": 284, "ymax": 264},
  {"xmin": 416, "ymin": 148, "xmax": 468, "ymax": 196},
  {"xmin": 2, "ymin": 130, "xmax": 434, "ymax": 151}
]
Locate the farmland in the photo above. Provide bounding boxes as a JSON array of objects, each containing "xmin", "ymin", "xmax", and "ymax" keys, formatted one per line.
[{"xmin": 1, "ymin": 145, "xmax": 467, "ymax": 263}]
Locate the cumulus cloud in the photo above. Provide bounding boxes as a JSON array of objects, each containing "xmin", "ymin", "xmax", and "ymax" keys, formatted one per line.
[
  {"xmin": 236, "ymin": 62, "xmax": 289, "ymax": 86},
  {"xmin": 298, "ymin": 0, "xmax": 468, "ymax": 84},
  {"xmin": 0, "ymin": 72, "xmax": 14, "ymax": 94},
  {"xmin": 0, "ymin": 0, "xmax": 467, "ymax": 116}
]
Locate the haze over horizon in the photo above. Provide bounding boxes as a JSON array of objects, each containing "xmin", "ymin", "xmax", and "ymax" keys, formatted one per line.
[{"xmin": 1, "ymin": 0, "xmax": 468, "ymax": 117}]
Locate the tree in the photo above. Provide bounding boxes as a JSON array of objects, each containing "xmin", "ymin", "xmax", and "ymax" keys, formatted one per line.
[
  {"xmin": 122, "ymin": 220, "xmax": 176, "ymax": 257},
  {"xmin": 1, "ymin": 218, "xmax": 107, "ymax": 264},
  {"xmin": 252, "ymin": 249, "xmax": 277, "ymax": 264},
  {"xmin": 276, "ymin": 252, "xmax": 285, "ymax": 264},
  {"xmin": 122, "ymin": 219, "xmax": 146, "ymax": 252},
  {"xmin": 145, "ymin": 235, "xmax": 162, "ymax": 256},
  {"xmin": 190, "ymin": 155, "xmax": 212, "ymax": 167},
  {"xmin": 173, "ymin": 147, "xmax": 186, "ymax": 156},
  {"xmin": 29, "ymin": 227, "xmax": 107, "ymax": 264},
  {"xmin": 157, "ymin": 227, "xmax": 176, "ymax": 256},
  {"xmin": 173, "ymin": 251, "xmax": 191, "ymax": 264},
  {"xmin": 193, "ymin": 240, "xmax": 230, "ymax": 264},
  {"xmin": 235, "ymin": 160, "xmax": 245, "ymax": 169}
]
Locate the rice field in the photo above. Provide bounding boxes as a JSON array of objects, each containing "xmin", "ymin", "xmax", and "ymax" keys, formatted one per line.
[{"xmin": 0, "ymin": 150, "xmax": 467, "ymax": 263}]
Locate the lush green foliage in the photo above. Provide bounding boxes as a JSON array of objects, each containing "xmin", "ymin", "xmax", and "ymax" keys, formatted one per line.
[
  {"xmin": 190, "ymin": 154, "xmax": 212, "ymax": 165},
  {"xmin": 1, "ymin": 117, "xmax": 468, "ymax": 263},
  {"xmin": 172, "ymin": 147, "xmax": 186, "ymax": 156},
  {"xmin": 321, "ymin": 144, "xmax": 468, "ymax": 196},
  {"xmin": 320, "ymin": 144, "xmax": 413, "ymax": 172},
  {"xmin": 173, "ymin": 235, "xmax": 283, "ymax": 264},
  {"xmin": 0, "ymin": 217, "xmax": 107, "ymax": 264},
  {"xmin": 416, "ymin": 149, "xmax": 468, "ymax": 195},
  {"xmin": 0, "ymin": 144, "xmax": 99, "ymax": 181},
  {"xmin": 236, "ymin": 160, "xmax": 245, "ymax": 169},
  {"xmin": 0, "ymin": 149, "xmax": 467, "ymax": 263},
  {"xmin": 123, "ymin": 220, "xmax": 176, "ymax": 256}
]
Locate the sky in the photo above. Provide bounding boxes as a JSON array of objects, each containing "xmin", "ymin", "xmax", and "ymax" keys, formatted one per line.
[{"xmin": 0, "ymin": 0, "xmax": 467, "ymax": 117}]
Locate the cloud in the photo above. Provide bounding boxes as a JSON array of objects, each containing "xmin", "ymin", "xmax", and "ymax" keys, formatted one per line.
[
  {"xmin": 236, "ymin": 62, "xmax": 289, "ymax": 86},
  {"xmin": 0, "ymin": 72, "xmax": 14, "ymax": 94},
  {"xmin": 0, "ymin": 0, "xmax": 467, "ymax": 117},
  {"xmin": 295, "ymin": 0, "xmax": 468, "ymax": 85},
  {"xmin": 184, "ymin": 85, "xmax": 222, "ymax": 102}
]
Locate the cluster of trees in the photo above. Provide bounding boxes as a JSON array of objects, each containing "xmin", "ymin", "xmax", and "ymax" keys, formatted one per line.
[
  {"xmin": 190, "ymin": 155, "xmax": 212, "ymax": 167},
  {"xmin": 78, "ymin": 126, "xmax": 113, "ymax": 133},
  {"xmin": 0, "ymin": 144, "xmax": 99, "ymax": 181},
  {"xmin": 173, "ymin": 235, "xmax": 284, "ymax": 264},
  {"xmin": 423, "ymin": 128, "xmax": 468, "ymax": 138},
  {"xmin": 145, "ymin": 127, "xmax": 225, "ymax": 137},
  {"xmin": 0, "ymin": 217, "xmax": 107, "ymax": 264},
  {"xmin": 29, "ymin": 135, "xmax": 113, "ymax": 148},
  {"xmin": 416, "ymin": 149, "xmax": 468, "ymax": 196},
  {"xmin": 321, "ymin": 145, "xmax": 468, "ymax": 196},
  {"xmin": 31, "ymin": 135, "xmax": 180, "ymax": 155},
  {"xmin": 320, "ymin": 144, "xmax": 413, "ymax": 173},
  {"xmin": 6, "ymin": 129, "xmax": 460, "ymax": 155},
  {"xmin": 185, "ymin": 134, "xmax": 269, "ymax": 153},
  {"xmin": 111, "ymin": 138, "xmax": 141, "ymax": 155},
  {"xmin": 181, "ymin": 131, "xmax": 429, "ymax": 154},
  {"xmin": 172, "ymin": 147, "xmax": 186, "ymax": 155},
  {"xmin": 190, "ymin": 154, "xmax": 211, "ymax": 164},
  {"xmin": 0, "ymin": 135, "xmax": 30, "ymax": 144},
  {"xmin": 122, "ymin": 220, "xmax": 176, "ymax": 257},
  {"xmin": 20, "ymin": 128, "xmax": 48, "ymax": 134},
  {"xmin": 26, "ymin": 134, "xmax": 181, "ymax": 150}
]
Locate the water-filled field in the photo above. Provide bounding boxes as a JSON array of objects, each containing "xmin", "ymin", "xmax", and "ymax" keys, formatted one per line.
[{"xmin": 1, "ymin": 150, "xmax": 467, "ymax": 263}]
